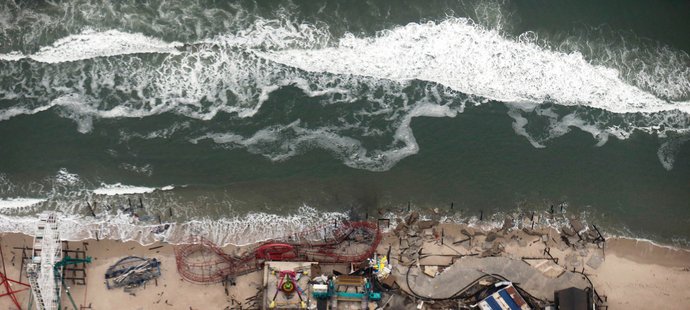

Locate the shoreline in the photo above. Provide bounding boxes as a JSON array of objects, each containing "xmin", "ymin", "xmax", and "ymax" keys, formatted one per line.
[
  {"xmin": 0, "ymin": 212, "xmax": 688, "ymax": 309},
  {"xmin": 2, "ymin": 206, "xmax": 689, "ymax": 250}
]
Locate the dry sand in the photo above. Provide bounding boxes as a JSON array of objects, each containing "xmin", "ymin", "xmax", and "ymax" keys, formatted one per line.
[
  {"xmin": 0, "ymin": 234, "xmax": 261, "ymax": 310},
  {"xmin": 0, "ymin": 225, "xmax": 687, "ymax": 309},
  {"xmin": 591, "ymin": 239, "xmax": 690, "ymax": 309}
]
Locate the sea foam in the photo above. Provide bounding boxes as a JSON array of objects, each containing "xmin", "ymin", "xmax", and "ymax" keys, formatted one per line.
[
  {"xmin": 0, "ymin": 29, "xmax": 182, "ymax": 63},
  {"xmin": 0, "ymin": 205, "xmax": 348, "ymax": 247},
  {"xmin": 0, "ymin": 17, "xmax": 688, "ymax": 172},
  {"xmin": 93, "ymin": 183, "xmax": 174, "ymax": 196},
  {"xmin": 0, "ymin": 198, "xmax": 46, "ymax": 209},
  {"xmin": 260, "ymin": 18, "xmax": 688, "ymax": 114}
]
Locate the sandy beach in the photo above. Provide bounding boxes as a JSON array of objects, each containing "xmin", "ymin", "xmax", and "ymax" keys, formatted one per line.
[{"xmin": 0, "ymin": 212, "xmax": 688, "ymax": 310}]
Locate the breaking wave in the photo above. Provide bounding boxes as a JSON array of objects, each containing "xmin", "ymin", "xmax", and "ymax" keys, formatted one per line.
[
  {"xmin": 0, "ymin": 205, "xmax": 347, "ymax": 246},
  {"xmin": 262, "ymin": 18, "xmax": 686, "ymax": 114},
  {"xmin": 92, "ymin": 183, "xmax": 174, "ymax": 196},
  {"xmin": 0, "ymin": 170, "xmax": 348, "ymax": 246},
  {"xmin": 0, "ymin": 29, "xmax": 182, "ymax": 63},
  {"xmin": 0, "ymin": 198, "xmax": 46, "ymax": 209},
  {"xmin": 0, "ymin": 6, "xmax": 688, "ymax": 171}
]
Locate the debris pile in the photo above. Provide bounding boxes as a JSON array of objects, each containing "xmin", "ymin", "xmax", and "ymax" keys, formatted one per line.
[{"xmin": 105, "ymin": 256, "xmax": 161, "ymax": 291}]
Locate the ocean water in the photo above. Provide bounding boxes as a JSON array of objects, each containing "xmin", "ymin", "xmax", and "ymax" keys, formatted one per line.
[{"xmin": 0, "ymin": 0, "xmax": 688, "ymax": 246}]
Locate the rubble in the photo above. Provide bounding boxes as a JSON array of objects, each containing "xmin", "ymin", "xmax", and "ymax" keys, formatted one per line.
[
  {"xmin": 461, "ymin": 227, "xmax": 476, "ymax": 237},
  {"xmin": 485, "ymin": 232, "xmax": 498, "ymax": 242},
  {"xmin": 417, "ymin": 220, "xmax": 438, "ymax": 230},
  {"xmin": 561, "ymin": 226, "xmax": 576, "ymax": 237},
  {"xmin": 480, "ymin": 241, "xmax": 504, "ymax": 257},
  {"xmin": 522, "ymin": 227, "xmax": 543, "ymax": 236},
  {"xmin": 570, "ymin": 218, "xmax": 586, "ymax": 233},
  {"xmin": 246, "ymin": 209, "xmax": 610, "ymax": 309},
  {"xmin": 453, "ymin": 236, "xmax": 470, "ymax": 245},
  {"xmin": 423, "ymin": 266, "xmax": 439, "ymax": 277},
  {"xmin": 405, "ymin": 211, "xmax": 420, "ymax": 225},
  {"xmin": 584, "ymin": 229, "xmax": 600, "ymax": 242},
  {"xmin": 380, "ymin": 274, "xmax": 397, "ymax": 288},
  {"xmin": 501, "ymin": 217, "xmax": 514, "ymax": 231}
]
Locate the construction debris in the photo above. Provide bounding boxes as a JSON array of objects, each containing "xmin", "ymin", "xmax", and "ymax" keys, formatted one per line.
[
  {"xmin": 105, "ymin": 256, "xmax": 161, "ymax": 290},
  {"xmin": 422, "ymin": 266, "xmax": 439, "ymax": 278}
]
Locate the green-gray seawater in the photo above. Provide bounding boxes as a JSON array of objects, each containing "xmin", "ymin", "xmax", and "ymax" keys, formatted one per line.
[{"xmin": 0, "ymin": 0, "xmax": 688, "ymax": 245}]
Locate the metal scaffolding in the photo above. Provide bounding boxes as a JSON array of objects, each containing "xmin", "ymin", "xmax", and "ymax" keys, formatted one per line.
[{"xmin": 26, "ymin": 212, "xmax": 62, "ymax": 310}]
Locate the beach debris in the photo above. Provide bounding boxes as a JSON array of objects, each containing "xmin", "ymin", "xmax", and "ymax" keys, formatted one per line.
[
  {"xmin": 380, "ymin": 273, "xmax": 397, "ymax": 288},
  {"xmin": 522, "ymin": 228, "xmax": 542, "ymax": 236},
  {"xmin": 583, "ymin": 229, "xmax": 600, "ymax": 242},
  {"xmin": 524, "ymin": 259, "xmax": 565, "ymax": 278},
  {"xmin": 560, "ymin": 226, "xmax": 576, "ymax": 237},
  {"xmin": 586, "ymin": 252, "xmax": 605, "ymax": 269},
  {"xmin": 569, "ymin": 218, "xmax": 585, "ymax": 233},
  {"xmin": 405, "ymin": 211, "xmax": 420, "ymax": 226},
  {"xmin": 369, "ymin": 254, "xmax": 392, "ymax": 280},
  {"xmin": 480, "ymin": 241, "xmax": 504, "ymax": 257},
  {"xmin": 461, "ymin": 227, "xmax": 476, "ymax": 237},
  {"xmin": 105, "ymin": 256, "xmax": 161, "ymax": 290},
  {"xmin": 151, "ymin": 224, "xmax": 170, "ymax": 234},
  {"xmin": 423, "ymin": 266, "xmax": 439, "ymax": 278},
  {"xmin": 501, "ymin": 217, "xmax": 514, "ymax": 231},
  {"xmin": 453, "ymin": 236, "xmax": 471, "ymax": 245},
  {"xmin": 417, "ymin": 220, "xmax": 437, "ymax": 230},
  {"xmin": 485, "ymin": 232, "xmax": 499, "ymax": 242},
  {"xmin": 86, "ymin": 202, "xmax": 96, "ymax": 217}
]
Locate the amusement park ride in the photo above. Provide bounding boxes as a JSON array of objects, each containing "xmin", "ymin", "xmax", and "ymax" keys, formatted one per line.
[
  {"xmin": 267, "ymin": 265, "xmax": 309, "ymax": 309},
  {"xmin": 175, "ymin": 221, "xmax": 384, "ymax": 309},
  {"xmin": 312, "ymin": 275, "xmax": 382, "ymax": 308},
  {"xmin": 175, "ymin": 221, "xmax": 382, "ymax": 284},
  {"xmin": 0, "ymin": 239, "xmax": 31, "ymax": 310},
  {"xmin": 25, "ymin": 212, "xmax": 91, "ymax": 310}
]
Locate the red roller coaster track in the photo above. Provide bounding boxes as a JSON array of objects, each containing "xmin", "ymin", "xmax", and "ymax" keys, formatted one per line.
[{"xmin": 174, "ymin": 221, "xmax": 381, "ymax": 284}]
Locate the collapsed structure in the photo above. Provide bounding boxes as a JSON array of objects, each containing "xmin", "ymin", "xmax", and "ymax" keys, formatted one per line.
[
  {"xmin": 174, "ymin": 221, "xmax": 381, "ymax": 284},
  {"xmin": 105, "ymin": 256, "xmax": 161, "ymax": 290}
]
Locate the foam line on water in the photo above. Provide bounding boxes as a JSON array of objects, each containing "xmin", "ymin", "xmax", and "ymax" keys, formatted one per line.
[
  {"xmin": 93, "ymin": 183, "xmax": 175, "ymax": 196},
  {"xmin": 260, "ymin": 18, "xmax": 688, "ymax": 114},
  {"xmin": 657, "ymin": 136, "xmax": 690, "ymax": 171},
  {"xmin": 0, "ymin": 30, "xmax": 182, "ymax": 63},
  {"xmin": 0, "ymin": 104, "xmax": 56, "ymax": 121},
  {"xmin": 0, "ymin": 198, "xmax": 46, "ymax": 209},
  {"xmin": 0, "ymin": 52, "xmax": 25, "ymax": 61}
]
